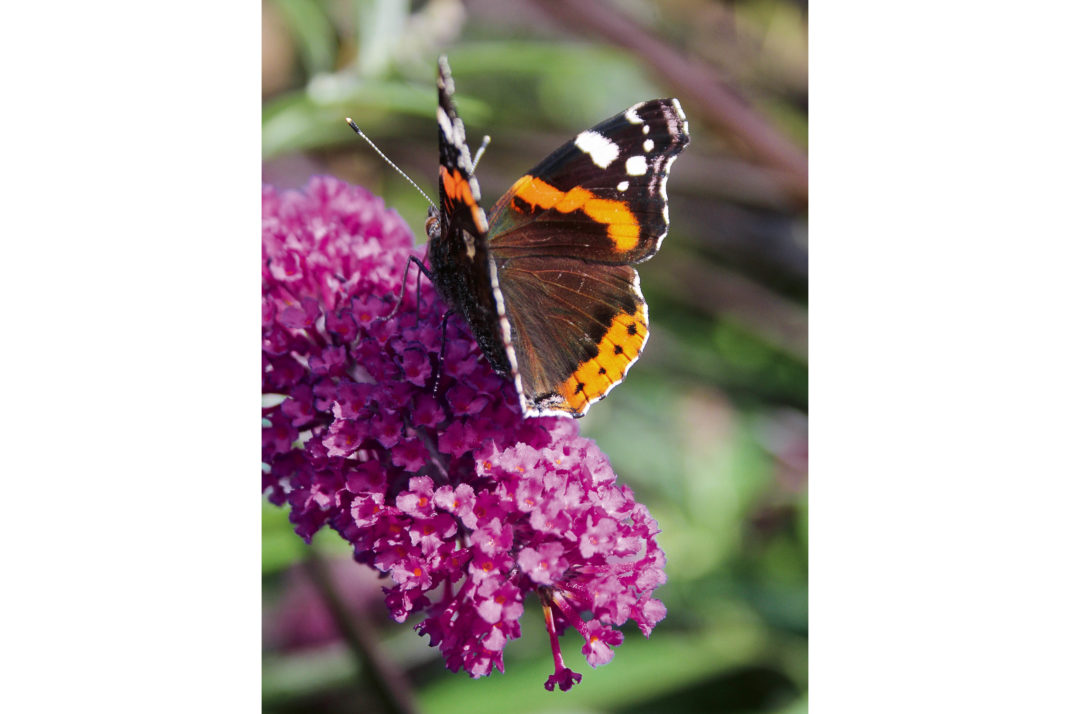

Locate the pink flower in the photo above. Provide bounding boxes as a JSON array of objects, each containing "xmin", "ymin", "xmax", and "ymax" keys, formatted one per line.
[{"xmin": 263, "ymin": 177, "xmax": 667, "ymax": 689}]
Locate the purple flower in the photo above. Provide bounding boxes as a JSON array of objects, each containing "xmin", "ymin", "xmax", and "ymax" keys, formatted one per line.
[{"xmin": 263, "ymin": 176, "xmax": 668, "ymax": 690}]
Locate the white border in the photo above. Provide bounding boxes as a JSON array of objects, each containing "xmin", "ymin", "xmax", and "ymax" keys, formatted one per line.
[
  {"xmin": 813, "ymin": 3, "xmax": 1070, "ymax": 710},
  {"xmin": 6, "ymin": 4, "xmax": 260, "ymax": 709}
]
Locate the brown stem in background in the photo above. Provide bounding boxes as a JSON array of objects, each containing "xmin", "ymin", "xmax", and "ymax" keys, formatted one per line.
[
  {"xmin": 527, "ymin": 0, "xmax": 809, "ymax": 207},
  {"xmin": 304, "ymin": 549, "xmax": 420, "ymax": 714}
]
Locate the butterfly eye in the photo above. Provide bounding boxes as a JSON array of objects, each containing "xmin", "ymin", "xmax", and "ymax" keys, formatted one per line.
[{"xmin": 425, "ymin": 211, "xmax": 440, "ymax": 240}]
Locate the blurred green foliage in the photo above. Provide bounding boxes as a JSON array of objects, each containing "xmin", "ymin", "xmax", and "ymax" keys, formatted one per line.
[{"xmin": 263, "ymin": 1, "xmax": 807, "ymax": 712}]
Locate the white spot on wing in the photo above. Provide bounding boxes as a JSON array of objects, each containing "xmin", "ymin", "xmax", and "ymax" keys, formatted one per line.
[
  {"xmin": 642, "ymin": 124, "xmax": 650, "ymax": 135},
  {"xmin": 437, "ymin": 107, "xmax": 454, "ymax": 143},
  {"xmin": 643, "ymin": 139, "xmax": 654, "ymax": 152},
  {"xmin": 671, "ymin": 98, "xmax": 689, "ymax": 137},
  {"xmin": 616, "ymin": 180, "xmax": 629, "ymax": 192},
  {"xmin": 473, "ymin": 207, "xmax": 489, "ymax": 233},
  {"xmin": 671, "ymin": 97, "xmax": 687, "ymax": 121},
  {"xmin": 438, "ymin": 57, "xmax": 455, "ymax": 96},
  {"xmin": 625, "ymin": 103, "xmax": 643, "ymax": 124},
  {"xmin": 574, "ymin": 131, "xmax": 619, "ymax": 168},
  {"xmin": 625, "ymin": 156, "xmax": 648, "ymax": 176}
]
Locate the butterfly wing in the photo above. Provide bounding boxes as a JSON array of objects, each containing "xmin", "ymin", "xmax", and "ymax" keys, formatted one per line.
[
  {"xmin": 497, "ymin": 258, "xmax": 648, "ymax": 417},
  {"xmin": 427, "ymin": 57, "xmax": 521, "ymax": 393},
  {"xmin": 488, "ymin": 99, "xmax": 689, "ymax": 264},
  {"xmin": 487, "ymin": 99, "xmax": 689, "ymax": 417}
]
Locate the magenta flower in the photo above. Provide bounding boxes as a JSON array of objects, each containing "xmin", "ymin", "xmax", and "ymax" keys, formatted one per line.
[{"xmin": 262, "ymin": 176, "xmax": 667, "ymax": 690}]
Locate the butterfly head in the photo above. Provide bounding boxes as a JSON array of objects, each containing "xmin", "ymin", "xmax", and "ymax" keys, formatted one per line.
[{"xmin": 425, "ymin": 204, "xmax": 441, "ymax": 243}]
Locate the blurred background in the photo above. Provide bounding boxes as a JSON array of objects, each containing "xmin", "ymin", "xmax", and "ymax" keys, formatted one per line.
[{"xmin": 262, "ymin": 1, "xmax": 807, "ymax": 712}]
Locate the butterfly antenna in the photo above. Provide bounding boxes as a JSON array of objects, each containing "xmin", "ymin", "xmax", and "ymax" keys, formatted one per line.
[
  {"xmin": 471, "ymin": 135, "xmax": 491, "ymax": 170},
  {"xmin": 345, "ymin": 118, "xmax": 435, "ymax": 209}
]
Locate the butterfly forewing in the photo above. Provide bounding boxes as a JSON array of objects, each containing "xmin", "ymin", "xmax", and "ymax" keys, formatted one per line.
[
  {"xmin": 427, "ymin": 57, "xmax": 520, "ymax": 384},
  {"xmin": 487, "ymin": 99, "xmax": 689, "ymax": 266}
]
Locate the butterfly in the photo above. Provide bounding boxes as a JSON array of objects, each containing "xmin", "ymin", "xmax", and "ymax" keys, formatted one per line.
[{"xmin": 424, "ymin": 56, "xmax": 689, "ymax": 418}]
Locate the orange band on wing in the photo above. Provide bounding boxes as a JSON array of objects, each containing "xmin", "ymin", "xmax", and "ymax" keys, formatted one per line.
[
  {"xmin": 441, "ymin": 167, "xmax": 456, "ymax": 197},
  {"xmin": 558, "ymin": 309, "xmax": 647, "ymax": 413},
  {"xmin": 510, "ymin": 176, "xmax": 640, "ymax": 252},
  {"xmin": 441, "ymin": 168, "xmax": 476, "ymax": 206}
]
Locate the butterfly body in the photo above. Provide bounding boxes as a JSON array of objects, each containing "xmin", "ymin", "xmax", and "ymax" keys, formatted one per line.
[{"xmin": 427, "ymin": 57, "xmax": 689, "ymax": 418}]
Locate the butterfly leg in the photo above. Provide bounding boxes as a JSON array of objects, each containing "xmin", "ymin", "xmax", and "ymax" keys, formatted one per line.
[
  {"xmin": 432, "ymin": 309, "xmax": 456, "ymax": 398},
  {"xmin": 378, "ymin": 255, "xmax": 434, "ymax": 322}
]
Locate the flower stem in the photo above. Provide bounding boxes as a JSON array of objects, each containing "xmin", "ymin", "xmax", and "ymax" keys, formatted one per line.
[{"xmin": 303, "ymin": 548, "xmax": 420, "ymax": 714}]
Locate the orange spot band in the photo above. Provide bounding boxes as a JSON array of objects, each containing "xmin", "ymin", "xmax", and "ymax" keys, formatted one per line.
[
  {"xmin": 511, "ymin": 176, "xmax": 640, "ymax": 252},
  {"xmin": 441, "ymin": 168, "xmax": 475, "ymax": 206},
  {"xmin": 559, "ymin": 310, "xmax": 647, "ymax": 412}
]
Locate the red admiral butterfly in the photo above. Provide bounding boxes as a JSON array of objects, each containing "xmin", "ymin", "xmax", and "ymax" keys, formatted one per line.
[{"xmin": 424, "ymin": 57, "xmax": 689, "ymax": 418}]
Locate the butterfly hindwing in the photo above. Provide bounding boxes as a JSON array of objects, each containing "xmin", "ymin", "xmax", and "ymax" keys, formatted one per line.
[{"xmin": 496, "ymin": 258, "xmax": 648, "ymax": 417}]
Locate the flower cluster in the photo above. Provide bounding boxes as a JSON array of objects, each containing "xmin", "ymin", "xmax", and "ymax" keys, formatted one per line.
[{"xmin": 262, "ymin": 176, "xmax": 667, "ymax": 690}]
